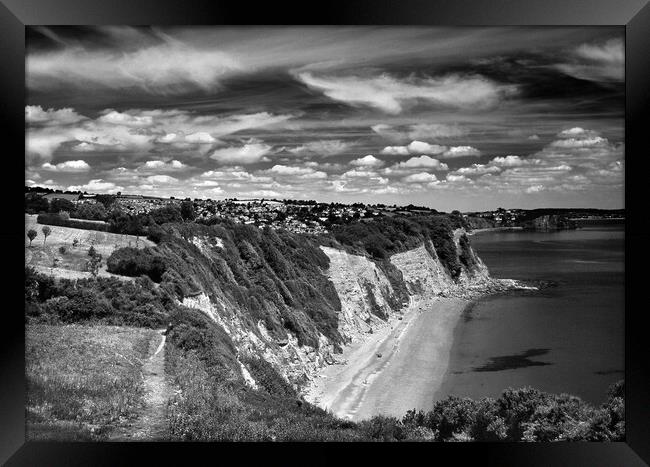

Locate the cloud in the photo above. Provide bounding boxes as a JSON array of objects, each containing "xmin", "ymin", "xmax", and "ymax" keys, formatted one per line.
[
  {"xmin": 296, "ymin": 72, "xmax": 516, "ymax": 114},
  {"xmin": 381, "ymin": 140, "xmax": 447, "ymax": 156},
  {"xmin": 403, "ymin": 172, "xmax": 438, "ymax": 183},
  {"xmin": 41, "ymin": 160, "xmax": 90, "ymax": 172},
  {"xmin": 407, "ymin": 123, "xmax": 468, "ymax": 140},
  {"xmin": 441, "ymin": 146, "xmax": 481, "ymax": 158},
  {"xmin": 140, "ymin": 160, "xmax": 188, "ymax": 171},
  {"xmin": 555, "ymin": 37, "xmax": 624, "ymax": 82},
  {"xmin": 210, "ymin": 142, "xmax": 273, "ymax": 164},
  {"xmin": 380, "ymin": 145, "xmax": 411, "ymax": 156},
  {"xmin": 145, "ymin": 175, "xmax": 179, "ymax": 184},
  {"xmin": 26, "ymin": 106, "xmax": 292, "ymax": 160},
  {"xmin": 453, "ymin": 164, "xmax": 501, "ymax": 175},
  {"xmin": 394, "ymin": 156, "xmax": 448, "ymax": 170},
  {"xmin": 268, "ymin": 165, "xmax": 327, "ymax": 179},
  {"xmin": 183, "ymin": 132, "xmax": 217, "ymax": 144},
  {"xmin": 98, "ymin": 110, "xmax": 154, "ymax": 127},
  {"xmin": 67, "ymin": 179, "xmax": 123, "ymax": 193},
  {"xmin": 372, "ymin": 123, "xmax": 467, "ymax": 141},
  {"xmin": 288, "ymin": 140, "xmax": 351, "ymax": 156},
  {"xmin": 490, "ymin": 155, "xmax": 535, "ymax": 167},
  {"xmin": 446, "ymin": 174, "xmax": 472, "ymax": 183},
  {"xmin": 350, "ymin": 155, "xmax": 384, "ymax": 167},
  {"xmin": 28, "ymin": 37, "xmax": 242, "ymax": 93},
  {"xmin": 25, "ymin": 105, "xmax": 86, "ymax": 125}
]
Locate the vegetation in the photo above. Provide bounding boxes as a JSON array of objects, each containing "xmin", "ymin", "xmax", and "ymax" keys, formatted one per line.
[
  {"xmin": 37, "ymin": 212, "xmax": 111, "ymax": 232},
  {"xmin": 27, "ymin": 228, "xmax": 37, "ymax": 247},
  {"xmin": 106, "ymin": 247, "xmax": 167, "ymax": 282},
  {"xmin": 41, "ymin": 226, "xmax": 51, "ymax": 245},
  {"xmin": 26, "ymin": 324, "xmax": 157, "ymax": 440}
]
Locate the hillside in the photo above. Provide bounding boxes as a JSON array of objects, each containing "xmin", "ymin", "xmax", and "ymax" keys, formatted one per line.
[{"xmin": 24, "ymin": 213, "xmax": 624, "ymax": 441}]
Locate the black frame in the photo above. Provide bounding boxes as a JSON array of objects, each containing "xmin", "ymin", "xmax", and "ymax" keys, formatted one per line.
[{"xmin": 2, "ymin": 1, "xmax": 649, "ymax": 465}]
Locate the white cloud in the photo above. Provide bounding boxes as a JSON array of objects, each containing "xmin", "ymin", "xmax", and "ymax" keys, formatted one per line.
[
  {"xmin": 98, "ymin": 110, "xmax": 154, "ymax": 127},
  {"xmin": 268, "ymin": 165, "xmax": 327, "ymax": 179},
  {"xmin": 350, "ymin": 155, "xmax": 384, "ymax": 167},
  {"xmin": 380, "ymin": 145, "xmax": 411, "ymax": 156},
  {"xmin": 25, "ymin": 105, "xmax": 86, "ymax": 125},
  {"xmin": 490, "ymin": 155, "xmax": 533, "ymax": 167},
  {"xmin": 28, "ymin": 39, "xmax": 242, "ymax": 93},
  {"xmin": 296, "ymin": 72, "xmax": 516, "ymax": 114},
  {"xmin": 288, "ymin": 140, "xmax": 351, "ymax": 156},
  {"xmin": 372, "ymin": 123, "xmax": 467, "ymax": 141},
  {"xmin": 184, "ymin": 132, "xmax": 217, "ymax": 144},
  {"xmin": 145, "ymin": 175, "xmax": 179, "ymax": 185},
  {"xmin": 403, "ymin": 172, "xmax": 438, "ymax": 183},
  {"xmin": 41, "ymin": 160, "xmax": 90, "ymax": 172},
  {"xmin": 555, "ymin": 38, "xmax": 624, "ymax": 82},
  {"xmin": 210, "ymin": 142, "xmax": 273, "ymax": 164},
  {"xmin": 446, "ymin": 174, "xmax": 472, "ymax": 183},
  {"xmin": 67, "ymin": 179, "xmax": 123, "ymax": 194},
  {"xmin": 394, "ymin": 156, "xmax": 448, "ymax": 170},
  {"xmin": 454, "ymin": 164, "xmax": 501, "ymax": 176},
  {"xmin": 441, "ymin": 146, "xmax": 481, "ymax": 158}
]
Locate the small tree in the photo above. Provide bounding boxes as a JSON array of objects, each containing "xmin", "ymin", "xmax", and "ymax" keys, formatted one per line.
[
  {"xmin": 88, "ymin": 245, "xmax": 97, "ymax": 258},
  {"xmin": 27, "ymin": 229, "xmax": 37, "ymax": 247},
  {"xmin": 58, "ymin": 246, "xmax": 67, "ymax": 255},
  {"xmin": 72, "ymin": 238, "xmax": 79, "ymax": 248},
  {"xmin": 86, "ymin": 253, "xmax": 102, "ymax": 278},
  {"xmin": 41, "ymin": 226, "xmax": 51, "ymax": 245}
]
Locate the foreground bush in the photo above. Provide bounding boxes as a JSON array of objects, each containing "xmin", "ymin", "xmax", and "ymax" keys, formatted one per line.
[{"xmin": 106, "ymin": 247, "xmax": 167, "ymax": 282}]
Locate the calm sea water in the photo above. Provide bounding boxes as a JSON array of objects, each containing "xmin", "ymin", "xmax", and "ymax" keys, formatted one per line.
[{"xmin": 435, "ymin": 222, "xmax": 624, "ymax": 405}]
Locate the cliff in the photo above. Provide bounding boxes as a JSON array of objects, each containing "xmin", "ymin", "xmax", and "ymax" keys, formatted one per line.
[{"xmin": 131, "ymin": 216, "xmax": 520, "ymax": 391}]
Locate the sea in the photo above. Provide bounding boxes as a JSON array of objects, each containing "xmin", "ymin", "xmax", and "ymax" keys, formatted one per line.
[{"xmin": 435, "ymin": 220, "xmax": 624, "ymax": 405}]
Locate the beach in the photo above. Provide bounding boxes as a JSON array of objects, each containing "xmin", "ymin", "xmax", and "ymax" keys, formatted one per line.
[{"xmin": 303, "ymin": 297, "xmax": 469, "ymax": 421}]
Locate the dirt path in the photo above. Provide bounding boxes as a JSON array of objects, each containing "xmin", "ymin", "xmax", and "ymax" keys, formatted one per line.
[{"xmin": 109, "ymin": 331, "xmax": 172, "ymax": 441}]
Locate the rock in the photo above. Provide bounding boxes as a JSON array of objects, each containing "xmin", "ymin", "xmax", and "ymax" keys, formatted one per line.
[{"xmin": 376, "ymin": 353, "xmax": 382, "ymax": 358}]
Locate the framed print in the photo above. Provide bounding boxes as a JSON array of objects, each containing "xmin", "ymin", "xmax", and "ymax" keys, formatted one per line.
[{"xmin": 2, "ymin": 0, "xmax": 649, "ymax": 465}]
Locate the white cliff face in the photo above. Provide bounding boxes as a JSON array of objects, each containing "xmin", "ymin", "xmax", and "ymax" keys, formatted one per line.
[
  {"xmin": 319, "ymin": 246, "xmax": 395, "ymax": 341},
  {"xmin": 390, "ymin": 242, "xmax": 455, "ymax": 298}
]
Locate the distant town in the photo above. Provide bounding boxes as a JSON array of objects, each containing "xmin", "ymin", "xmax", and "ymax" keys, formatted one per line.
[{"xmin": 25, "ymin": 185, "xmax": 625, "ymax": 235}]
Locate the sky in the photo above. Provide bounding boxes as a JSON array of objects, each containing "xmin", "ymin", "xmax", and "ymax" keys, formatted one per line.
[{"xmin": 25, "ymin": 26, "xmax": 624, "ymax": 211}]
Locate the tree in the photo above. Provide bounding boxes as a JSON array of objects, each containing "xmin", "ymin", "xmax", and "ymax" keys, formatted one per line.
[
  {"xmin": 180, "ymin": 200, "xmax": 196, "ymax": 221},
  {"xmin": 88, "ymin": 245, "xmax": 97, "ymax": 258},
  {"xmin": 25, "ymin": 193, "xmax": 49, "ymax": 214},
  {"xmin": 41, "ymin": 226, "xmax": 51, "ymax": 245},
  {"xmin": 49, "ymin": 198, "xmax": 76, "ymax": 214},
  {"xmin": 27, "ymin": 229, "xmax": 37, "ymax": 247},
  {"xmin": 85, "ymin": 252, "xmax": 103, "ymax": 278}
]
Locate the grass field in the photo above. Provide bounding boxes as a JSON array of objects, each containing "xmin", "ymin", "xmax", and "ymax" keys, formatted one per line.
[
  {"xmin": 26, "ymin": 324, "xmax": 160, "ymax": 440},
  {"xmin": 25, "ymin": 214, "xmax": 155, "ymax": 280}
]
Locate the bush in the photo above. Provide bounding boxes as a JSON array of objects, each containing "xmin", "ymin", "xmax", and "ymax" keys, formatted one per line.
[
  {"xmin": 37, "ymin": 213, "xmax": 110, "ymax": 232},
  {"xmin": 106, "ymin": 247, "xmax": 167, "ymax": 282}
]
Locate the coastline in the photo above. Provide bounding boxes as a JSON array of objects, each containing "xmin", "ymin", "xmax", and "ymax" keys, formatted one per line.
[
  {"xmin": 302, "ymin": 296, "xmax": 470, "ymax": 421},
  {"xmin": 467, "ymin": 226, "xmax": 523, "ymax": 236}
]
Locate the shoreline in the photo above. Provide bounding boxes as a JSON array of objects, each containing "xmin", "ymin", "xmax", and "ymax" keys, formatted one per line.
[{"xmin": 302, "ymin": 296, "xmax": 470, "ymax": 421}]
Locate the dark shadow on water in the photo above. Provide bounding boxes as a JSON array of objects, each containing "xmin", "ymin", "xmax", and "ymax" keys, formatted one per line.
[
  {"xmin": 472, "ymin": 348, "xmax": 553, "ymax": 372},
  {"xmin": 594, "ymin": 369, "xmax": 624, "ymax": 376}
]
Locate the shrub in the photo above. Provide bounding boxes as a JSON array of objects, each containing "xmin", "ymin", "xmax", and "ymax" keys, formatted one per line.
[
  {"xmin": 37, "ymin": 213, "xmax": 110, "ymax": 232},
  {"xmin": 106, "ymin": 247, "xmax": 167, "ymax": 282}
]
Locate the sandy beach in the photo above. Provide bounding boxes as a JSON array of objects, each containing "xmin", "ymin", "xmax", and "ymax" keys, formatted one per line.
[{"xmin": 303, "ymin": 297, "xmax": 469, "ymax": 421}]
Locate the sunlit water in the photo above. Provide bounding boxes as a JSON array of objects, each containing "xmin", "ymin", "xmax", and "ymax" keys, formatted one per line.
[{"xmin": 435, "ymin": 222, "xmax": 624, "ymax": 405}]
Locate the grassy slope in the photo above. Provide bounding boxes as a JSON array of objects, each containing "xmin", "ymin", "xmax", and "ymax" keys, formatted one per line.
[
  {"xmin": 26, "ymin": 324, "xmax": 159, "ymax": 440},
  {"xmin": 25, "ymin": 214, "xmax": 153, "ymax": 279}
]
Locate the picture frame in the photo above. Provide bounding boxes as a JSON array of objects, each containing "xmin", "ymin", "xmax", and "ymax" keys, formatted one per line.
[{"xmin": 2, "ymin": 0, "xmax": 649, "ymax": 464}]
